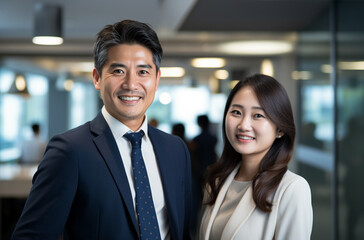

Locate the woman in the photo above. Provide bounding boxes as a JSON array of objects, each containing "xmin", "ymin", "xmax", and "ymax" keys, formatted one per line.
[{"xmin": 199, "ymin": 74, "xmax": 312, "ymax": 240}]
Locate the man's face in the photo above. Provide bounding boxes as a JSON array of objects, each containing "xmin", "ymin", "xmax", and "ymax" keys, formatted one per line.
[{"xmin": 93, "ymin": 43, "xmax": 160, "ymax": 131}]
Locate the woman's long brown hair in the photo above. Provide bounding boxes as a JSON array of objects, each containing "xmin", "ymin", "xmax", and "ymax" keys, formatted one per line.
[{"xmin": 204, "ymin": 74, "xmax": 296, "ymax": 212}]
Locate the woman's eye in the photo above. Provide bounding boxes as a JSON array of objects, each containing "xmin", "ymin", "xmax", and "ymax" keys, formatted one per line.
[
  {"xmin": 230, "ymin": 110, "xmax": 241, "ymax": 116},
  {"xmin": 254, "ymin": 113, "xmax": 264, "ymax": 118}
]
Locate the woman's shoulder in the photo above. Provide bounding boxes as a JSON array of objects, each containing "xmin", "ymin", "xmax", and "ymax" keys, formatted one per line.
[
  {"xmin": 275, "ymin": 170, "xmax": 311, "ymax": 200},
  {"xmin": 281, "ymin": 170, "xmax": 309, "ymax": 186}
]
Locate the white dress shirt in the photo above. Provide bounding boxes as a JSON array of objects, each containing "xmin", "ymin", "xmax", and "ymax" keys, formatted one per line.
[
  {"xmin": 102, "ymin": 106, "xmax": 170, "ymax": 240},
  {"xmin": 21, "ymin": 135, "xmax": 46, "ymax": 163}
]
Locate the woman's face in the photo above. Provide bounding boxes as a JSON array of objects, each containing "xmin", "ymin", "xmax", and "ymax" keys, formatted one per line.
[{"xmin": 225, "ymin": 86, "xmax": 281, "ymax": 162}]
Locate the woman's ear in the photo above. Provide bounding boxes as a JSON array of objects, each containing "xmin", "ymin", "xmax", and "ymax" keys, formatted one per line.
[{"xmin": 276, "ymin": 130, "xmax": 285, "ymax": 138}]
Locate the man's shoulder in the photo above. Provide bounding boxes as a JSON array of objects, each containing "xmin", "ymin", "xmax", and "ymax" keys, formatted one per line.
[
  {"xmin": 50, "ymin": 121, "xmax": 93, "ymax": 143},
  {"xmin": 148, "ymin": 125, "xmax": 183, "ymax": 144},
  {"xmin": 54, "ymin": 113, "xmax": 105, "ymax": 139},
  {"xmin": 148, "ymin": 125, "xmax": 172, "ymax": 138}
]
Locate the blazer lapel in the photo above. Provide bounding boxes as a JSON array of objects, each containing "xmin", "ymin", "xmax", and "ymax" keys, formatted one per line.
[
  {"xmin": 204, "ymin": 164, "xmax": 257, "ymax": 240},
  {"xmin": 220, "ymin": 184, "xmax": 256, "ymax": 240},
  {"xmin": 203, "ymin": 165, "xmax": 240, "ymax": 240},
  {"xmin": 90, "ymin": 113, "xmax": 139, "ymax": 234}
]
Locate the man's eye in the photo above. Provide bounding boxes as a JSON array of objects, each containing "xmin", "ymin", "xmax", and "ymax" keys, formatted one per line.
[
  {"xmin": 140, "ymin": 70, "xmax": 149, "ymax": 74},
  {"xmin": 114, "ymin": 69, "xmax": 124, "ymax": 74}
]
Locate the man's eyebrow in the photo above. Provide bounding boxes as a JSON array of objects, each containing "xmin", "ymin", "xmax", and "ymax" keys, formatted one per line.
[
  {"xmin": 137, "ymin": 64, "xmax": 153, "ymax": 69},
  {"xmin": 109, "ymin": 63, "xmax": 126, "ymax": 69},
  {"xmin": 108, "ymin": 63, "xmax": 153, "ymax": 69}
]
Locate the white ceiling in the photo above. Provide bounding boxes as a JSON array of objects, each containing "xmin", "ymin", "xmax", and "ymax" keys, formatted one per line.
[{"xmin": 0, "ymin": 0, "xmax": 331, "ymax": 83}]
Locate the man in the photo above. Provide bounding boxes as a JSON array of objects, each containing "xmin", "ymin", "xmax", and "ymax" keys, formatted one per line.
[
  {"xmin": 12, "ymin": 20, "xmax": 192, "ymax": 240},
  {"xmin": 20, "ymin": 123, "xmax": 46, "ymax": 164},
  {"xmin": 190, "ymin": 115, "xmax": 217, "ymax": 236}
]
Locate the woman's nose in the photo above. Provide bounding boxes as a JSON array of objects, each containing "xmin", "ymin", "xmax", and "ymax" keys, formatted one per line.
[{"xmin": 239, "ymin": 115, "xmax": 252, "ymax": 131}]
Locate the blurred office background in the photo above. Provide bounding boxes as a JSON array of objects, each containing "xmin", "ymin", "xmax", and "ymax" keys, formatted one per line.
[{"xmin": 1, "ymin": 0, "xmax": 364, "ymax": 239}]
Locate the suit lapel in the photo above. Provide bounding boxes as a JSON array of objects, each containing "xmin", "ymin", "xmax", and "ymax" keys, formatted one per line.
[
  {"xmin": 90, "ymin": 113, "xmax": 138, "ymax": 233},
  {"xmin": 148, "ymin": 126, "xmax": 179, "ymax": 239}
]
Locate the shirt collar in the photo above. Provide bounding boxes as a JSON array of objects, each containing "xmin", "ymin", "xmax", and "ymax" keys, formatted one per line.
[{"xmin": 101, "ymin": 106, "xmax": 148, "ymax": 140}]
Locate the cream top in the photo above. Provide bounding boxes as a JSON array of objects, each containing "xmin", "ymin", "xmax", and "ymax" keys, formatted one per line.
[{"xmin": 209, "ymin": 180, "xmax": 252, "ymax": 240}]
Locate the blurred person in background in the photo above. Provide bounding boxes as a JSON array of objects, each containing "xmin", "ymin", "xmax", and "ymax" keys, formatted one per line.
[
  {"xmin": 190, "ymin": 115, "xmax": 218, "ymax": 238},
  {"xmin": 172, "ymin": 123, "xmax": 189, "ymax": 146},
  {"xmin": 19, "ymin": 123, "xmax": 46, "ymax": 164}
]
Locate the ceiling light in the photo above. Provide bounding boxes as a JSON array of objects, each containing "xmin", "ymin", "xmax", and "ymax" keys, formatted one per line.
[
  {"xmin": 8, "ymin": 75, "xmax": 30, "ymax": 97},
  {"xmin": 338, "ymin": 61, "xmax": 364, "ymax": 70},
  {"xmin": 214, "ymin": 69, "xmax": 229, "ymax": 79},
  {"xmin": 160, "ymin": 67, "xmax": 185, "ymax": 77},
  {"xmin": 292, "ymin": 71, "xmax": 312, "ymax": 80},
  {"xmin": 64, "ymin": 79, "xmax": 74, "ymax": 91},
  {"xmin": 321, "ymin": 64, "xmax": 331, "ymax": 73},
  {"xmin": 218, "ymin": 41, "xmax": 293, "ymax": 55},
  {"xmin": 321, "ymin": 61, "xmax": 364, "ymax": 73},
  {"xmin": 191, "ymin": 58, "xmax": 226, "ymax": 68},
  {"xmin": 260, "ymin": 59, "xmax": 274, "ymax": 76},
  {"xmin": 159, "ymin": 92, "xmax": 172, "ymax": 105},
  {"xmin": 32, "ymin": 36, "xmax": 63, "ymax": 45},
  {"xmin": 32, "ymin": 3, "xmax": 63, "ymax": 45}
]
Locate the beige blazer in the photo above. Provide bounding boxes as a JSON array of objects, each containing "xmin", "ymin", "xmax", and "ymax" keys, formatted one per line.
[{"xmin": 199, "ymin": 166, "xmax": 313, "ymax": 240}]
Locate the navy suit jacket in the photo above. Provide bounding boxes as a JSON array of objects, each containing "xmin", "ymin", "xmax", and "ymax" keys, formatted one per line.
[{"xmin": 12, "ymin": 113, "xmax": 192, "ymax": 240}]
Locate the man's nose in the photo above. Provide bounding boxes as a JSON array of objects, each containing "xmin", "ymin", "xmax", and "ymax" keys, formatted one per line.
[{"xmin": 122, "ymin": 72, "xmax": 137, "ymax": 89}]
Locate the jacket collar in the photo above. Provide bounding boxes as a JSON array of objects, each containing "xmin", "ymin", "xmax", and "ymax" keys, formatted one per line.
[
  {"xmin": 90, "ymin": 112, "xmax": 139, "ymax": 234},
  {"xmin": 204, "ymin": 164, "xmax": 256, "ymax": 240},
  {"xmin": 147, "ymin": 125, "xmax": 181, "ymax": 240}
]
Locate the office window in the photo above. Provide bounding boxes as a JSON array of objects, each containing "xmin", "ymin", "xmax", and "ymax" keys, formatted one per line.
[
  {"xmin": 69, "ymin": 81, "xmax": 98, "ymax": 129},
  {"xmin": 0, "ymin": 69, "xmax": 48, "ymax": 162},
  {"xmin": 147, "ymin": 85, "xmax": 225, "ymax": 141},
  {"xmin": 301, "ymin": 84, "xmax": 334, "ymax": 144}
]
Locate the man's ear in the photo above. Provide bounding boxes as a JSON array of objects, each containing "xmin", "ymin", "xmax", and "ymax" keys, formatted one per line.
[
  {"xmin": 93, "ymin": 68, "xmax": 101, "ymax": 90},
  {"xmin": 156, "ymin": 68, "xmax": 161, "ymax": 90}
]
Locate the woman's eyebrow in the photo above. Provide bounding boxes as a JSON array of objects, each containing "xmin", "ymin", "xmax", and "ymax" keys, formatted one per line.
[{"xmin": 231, "ymin": 104, "xmax": 263, "ymax": 111}]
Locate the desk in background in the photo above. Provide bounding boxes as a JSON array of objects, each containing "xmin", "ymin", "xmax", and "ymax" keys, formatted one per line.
[
  {"xmin": 0, "ymin": 163, "xmax": 37, "ymax": 239},
  {"xmin": 0, "ymin": 163, "xmax": 37, "ymax": 197}
]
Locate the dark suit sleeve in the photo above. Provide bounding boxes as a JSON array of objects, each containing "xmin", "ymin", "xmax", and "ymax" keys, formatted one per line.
[
  {"xmin": 12, "ymin": 134, "xmax": 78, "ymax": 239},
  {"xmin": 181, "ymin": 138, "xmax": 193, "ymax": 240}
]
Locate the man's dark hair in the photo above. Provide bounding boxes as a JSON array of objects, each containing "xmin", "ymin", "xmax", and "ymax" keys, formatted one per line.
[
  {"xmin": 93, "ymin": 19, "xmax": 163, "ymax": 76},
  {"xmin": 31, "ymin": 123, "xmax": 40, "ymax": 134}
]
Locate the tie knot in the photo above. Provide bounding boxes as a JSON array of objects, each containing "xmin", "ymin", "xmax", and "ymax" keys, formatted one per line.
[{"xmin": 124, "ymin": 131, "xmax": 144, "ymax": 148}]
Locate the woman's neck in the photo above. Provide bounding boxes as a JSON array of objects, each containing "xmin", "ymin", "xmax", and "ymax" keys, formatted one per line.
[{"xmin": 235, "ymin": 156, "xmax": 261, "ymax": 181}]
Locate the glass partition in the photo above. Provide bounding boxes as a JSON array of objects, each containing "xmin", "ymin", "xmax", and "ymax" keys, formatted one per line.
[
  {"xmin": 336, "ymin": 1, "xmax": 364, "ymax": 239},
  {"xmin": 295, "ymin": 5, "xmax": 333, "ymax": 239}
]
